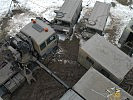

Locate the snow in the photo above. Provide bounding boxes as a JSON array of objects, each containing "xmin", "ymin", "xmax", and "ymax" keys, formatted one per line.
[
  {"xmin": 58, "ymin": 34, "xmax": 66, "ymax": 41},
  {"xmin": 0, "ymin": 0, "xmax": 12, "ymax": 18},
  {"xmin": 0, "ymin": 0, "xmax": 133, "ymax": 44},
  {"xmin": 105, "ymin": 1, "xmax": 133, "ymax": 44},
  {"xmin": 82, "ymin": 0, "xmax": 133, "ymax": 44},
  {"xmin": 18, "ymin": 0, "xmax": 64, "ymax": 21},
  {"xmin": 8, "ymin": 12, "xmax": 36, "ymax": 36}
]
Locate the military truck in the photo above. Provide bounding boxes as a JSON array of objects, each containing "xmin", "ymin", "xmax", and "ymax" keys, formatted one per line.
[
  {"xmin": 78, "ymin": 1, "xmax": 111, "ymax": 39},
  {"xmin": 119, "ymin": 18, "xmax": 133, "ymax": 57},
  {"xmin": 0, "ymin": 17, "xmax": 59, "ymax": 98},
  {"xmin": 78, "ymin": 34, "xmax": 133, "ymax": 84},
  {"xmin": 52, "ymin": 0, "xmax": 82, "ymax": 35}
]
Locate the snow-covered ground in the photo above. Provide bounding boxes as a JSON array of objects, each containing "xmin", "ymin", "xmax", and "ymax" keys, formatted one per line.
[
  {"xmin": 0, "ymin": 0, "xmax": 133, "ymax": 44},
  {"xmin": 0, "ymin": 0, "xmax": 64, "ymax": 20},
  {"xmin": 0, "ymin": 0, "xmax": 12, "ymax": 18}
]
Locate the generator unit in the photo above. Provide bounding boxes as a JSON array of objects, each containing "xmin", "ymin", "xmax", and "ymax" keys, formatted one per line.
[
  {"xmin": 52, "ymin": 0, "xmax": 82, "ymax": 35},
  {"xmin": 78, "ymin": 34, "xmax": 133, "ymax": 84},
  {"xmin": 79, "ymin": 1, "xmax": 111, "ymax": 39},
  {"xmin": 119, "ymin": 18, "xmax": 133, "ymax": 57}
]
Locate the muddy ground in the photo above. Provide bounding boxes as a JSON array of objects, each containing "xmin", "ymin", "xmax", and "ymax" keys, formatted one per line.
[
  {"xmin": 11, "ymin": 69, "xmax": 66, "ymax": 100},
  {"xmin": 116, "ymin": 0, "xmax": 132, "ymax": 6},
  {"xmin": 104, "ymin": 14, "xmax": 121, "ymax": 45},
  {"xmin": 48, "ymin": 37, "xmax": 87, "ymax": 87}
]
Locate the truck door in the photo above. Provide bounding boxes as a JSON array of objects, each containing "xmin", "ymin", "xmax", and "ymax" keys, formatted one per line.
[
  {"xmin": 39, "ymin": 41, "xmax": 47, "ymax": 56},
  {"xmin": 46, "ymin": 35, "xmax": 57, "ymax": 54}
]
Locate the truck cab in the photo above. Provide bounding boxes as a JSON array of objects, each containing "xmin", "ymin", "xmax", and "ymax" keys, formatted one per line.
[{"xmin": 20, "ymin": 18, "xmax": 58, "ymax": 57}]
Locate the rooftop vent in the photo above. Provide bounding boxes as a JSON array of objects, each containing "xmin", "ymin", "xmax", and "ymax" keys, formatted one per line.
[{"xmin": 32, "ymin": 24, "xmax": 44, "ymax": 32}]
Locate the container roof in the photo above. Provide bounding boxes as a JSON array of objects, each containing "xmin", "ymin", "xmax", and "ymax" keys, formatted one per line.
[
  {"xmin": 73, "ymin": 67, "xmax": 133, "ymax": 100},
  {"xmin": 84, "ymin": 1, "xmax": 111, "ymax": 32},
  {"xmin": 54, "ymin": 0, "xmax": 82, "ymax": 22},
  {"xmin": 60, "ymin": 89, "xmax": 83, "ymax": 100},
  {"xmin": 81, "ymin": 34, "xmax": 133, "ymax": 80},
  {"xmin": 20, "ymin": 19, "xmax": 55, "ymax": 45}
]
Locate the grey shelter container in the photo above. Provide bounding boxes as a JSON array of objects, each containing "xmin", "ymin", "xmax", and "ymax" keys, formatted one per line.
[
  {"xmin": 73, "ymin": 67, "xmax": 133, "ymax": 100},
  {"xmin": 82, "ymin": 1, "xmax": 111, "ymax": 37},
  {"xmin": 20, "ymin": 19, "xmax": 58, "ymax": 56},
  {"xmin": 78, "ymin": 34, "xmax": 133, "ymax": 84},
  {"xmin": 53, "ymin": 0, "xmax": 82, "ymax": 34},
  {"xmin": 60, "ymin": 89, "xmax": 84, "ymax": 100}
]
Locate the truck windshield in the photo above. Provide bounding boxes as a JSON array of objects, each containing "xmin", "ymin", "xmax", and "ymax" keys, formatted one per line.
[
  {"xmin": 47, "ymin": 35, "xmax": 56, "ymax": 45},
  {"xmin": 40, "ymin": 41, "xmax": 46, "ymax": 50}
]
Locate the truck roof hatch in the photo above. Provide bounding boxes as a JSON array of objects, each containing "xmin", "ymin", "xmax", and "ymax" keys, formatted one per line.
[{"xmin": 32, "ymin": 23, "xmax": 44, "ymax": 32}]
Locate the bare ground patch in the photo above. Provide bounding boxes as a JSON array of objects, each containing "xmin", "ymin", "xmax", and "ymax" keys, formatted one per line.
[
  {"xmin": 104, "ymin": 14, "xmax": 121, "ymax": 45},
  {"xmin": 116, "ymin": 0, "xmax": 130, "ymax": 6}
]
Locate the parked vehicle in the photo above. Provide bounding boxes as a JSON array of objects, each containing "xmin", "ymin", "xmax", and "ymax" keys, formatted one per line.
[
  {"xmin": 0, "ymin": 17, "xmax": 59, "ymax": 97},
  {"xmin": 52, "ymin": 0, "xmax": 82, "ymax": 35}
]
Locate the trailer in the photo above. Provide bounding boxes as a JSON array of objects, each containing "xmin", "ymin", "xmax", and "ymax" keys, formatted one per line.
[
  {"xmin": 78, "ymin": 34, "xmax": 133, "ymax": 84},
  {"xmin": 72, "ymin": 67, "xmax": 133, "ymax": 100},
  {"xmin": 119, "ymin": 18, "xmax": 133, "ymax": 57},
  {"xmin": 52, "ymin": 0, "xmax": 82, "ymax": 35},
  {"xmin": 80, "ymin": 1, "xmax": 111, "ymax": 39},
  {"xmin": 0, "ymin": 61, "xmax": 25, "ymax": 97}
]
